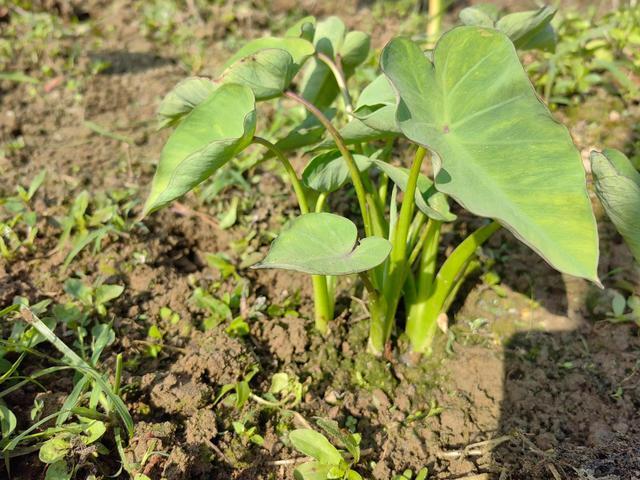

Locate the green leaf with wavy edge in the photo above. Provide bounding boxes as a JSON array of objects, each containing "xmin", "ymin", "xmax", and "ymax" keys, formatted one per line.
[
  {"xmin": 302, "ymin": 150, "xmax": 372, "ymax": 193},
  {"xmin": 591, "ymin": 149, "xmax": 640, "ymax": 263},
  {"xmin": 381, "ymin": 28, "xmax": 599, "ymax": 282},
  {"xmin": 289, "ymin": 429, "xmax": 342, "ymax": 465},
  {"xmin": 39, "ymin": 436, "xmax": 70, "ymax": 464},
  {"xmin": 143, "ymin": 83, "xmax": 256, "ymax": 215},
  {"xmin": 253, "ymin": 213, "xmax": 391, "ymax": 275},
  {"xmin": 156, "ymin": 77, "xmax": 217, "ymax": 130},
  {"xmin": 371, "ymin": 159, "xmax": 455, "ymax": 222}
]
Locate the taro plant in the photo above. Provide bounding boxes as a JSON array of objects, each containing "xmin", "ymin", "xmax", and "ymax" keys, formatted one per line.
[{"xmin": 142, "ymin": 12, "xmax": 604, "ymax": 357}]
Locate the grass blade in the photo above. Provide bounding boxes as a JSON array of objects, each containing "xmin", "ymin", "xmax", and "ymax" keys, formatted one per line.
[{"xmin": 18, "ymin": 308, "xmax": 134, "ymax": 437}]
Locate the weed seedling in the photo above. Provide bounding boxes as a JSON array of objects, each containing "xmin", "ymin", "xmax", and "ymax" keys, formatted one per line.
[
  {"xmin": 289, "ymin": 418, "xmax": 363, "ymax": 480},
  {"xmin": 0, "ymin": 303, "xmax": 133, "ymax": 478},
  {"xmin": 0, "ymin": 170, "xmax": 45, "ymax": 260},
  {"xmin": 393, "ymin": 468, "xmax": 429, "ymax": 480}
]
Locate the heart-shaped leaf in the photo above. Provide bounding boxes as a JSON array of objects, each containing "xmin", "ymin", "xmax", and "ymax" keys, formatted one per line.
[
  {"xmin": 289, "ymin": 429, "xmax": 342, "ymax": 465},
  {"xmin": 591, "ymin": 149, "xmax": 640, "ymax": 262},
  {"xmin": 303, "ymin": 150, "xmax": 372, "ymax": 193},
  {"xmin": 371, "ymin": 159, "xmax": 455, "ymax": 222},
  {"xmin": 143, "ymin": 83, "xmax": 256, "ymax": 215},
  {"xmin": 156, "ymin": 77, "xmax": 217, "ymax": 129},
  {"xmin": 253, "ymin": 213, "xmax": 391, "ymax": 275},
  {"xmin": 381, "ymin": 28, "xmax": 599, "ymax": 282}
]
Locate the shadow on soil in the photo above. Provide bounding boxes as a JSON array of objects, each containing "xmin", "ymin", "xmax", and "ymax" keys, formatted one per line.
[
  {"xmin": 89, "ymin": 50, "xmax": 174, "ymax": 74},
  {"xmin": 494, "ymin": 326, "xmax": 640, "ymax": 479}
]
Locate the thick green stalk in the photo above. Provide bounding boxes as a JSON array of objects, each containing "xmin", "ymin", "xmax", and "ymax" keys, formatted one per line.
[
  {"xmin": 284, "ymin": 91, "xmax": 372, "ymax": 237},
  {"xmin": 368, "ymin": 147, "xmax": 426, "ymax": 354},
  {"xmin": 441, "ymin": 259, "xmax": 481, "ymax": 314},
  {"xmin": 362, "ymin": 175, "xmax": 388, "ymax": 238},
  {"xmin": 315, "ymin": 192, "xmax": 328, "ymax": 213},
  {"xmin": 406, "ymin": 221, "xmax": 501, "ymax": 354},
  {"xmin": 407, "ymin": 212, "xmax": 427, "ymax": 257},
  {"xmin": 311, "ymin": 275, "xmax": 334, "ymax": 334},
  {"xmin": 415, "ymin": 219, "xmax": 443, "ymax": 297},
  {"xmin": 253, "ymin": 137, "xmax": 333, "ymax": 333},
  {"xmin": 405, "ymin": 218, "xmax": 441, "ymax": 344}
]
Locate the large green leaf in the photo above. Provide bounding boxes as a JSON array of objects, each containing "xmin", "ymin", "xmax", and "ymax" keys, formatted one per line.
[
  {"xmin": 144, "ymin": 83, "xmax": 256, "ymax": 215},
  {"xmin": 302, "ymin": 150, "xmax": 372, "ymax": 193},
  {"xmin": 381, "ymin": 28, "xmax": 599, "ymax": 282},
  {"xmin": 253, "ymin": 213, "xmax": 391, "ymax": 275},
  {"xmin": 371, "ymin": 159, "xmax": 455, "ymax": 222},
  {"xmin": 156, "ymin": 77, "xmax": 217, "ymax": 129},
  {"xmin": 289, "ymin": 429, "xmax": 342, "ymax": 465},
  {"xmin": 591, "ymin": 149, "xmax": 640, "ymax": 263}
]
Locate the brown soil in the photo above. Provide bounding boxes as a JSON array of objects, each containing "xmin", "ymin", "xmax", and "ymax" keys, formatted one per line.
[{"xmin": 1, "ymin": 1, "xmax": 639, "ymax": 480}]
